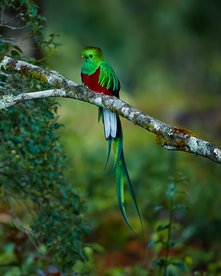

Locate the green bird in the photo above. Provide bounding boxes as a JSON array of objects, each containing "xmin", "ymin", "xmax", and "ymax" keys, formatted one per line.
[{"xmin": 81, "ymin": 46, "xmax": 142, "ymax": 232}]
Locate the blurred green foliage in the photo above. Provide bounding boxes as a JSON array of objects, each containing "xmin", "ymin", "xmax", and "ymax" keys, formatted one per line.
[
  {"xmin": 44, "ymin": 0, "xmax": 221, "ymax": 274},
  {"xmin": 0, "ymin": 0, "xmax": 221, "ymax": 275},
  {"xmin": 0, "ymin": 1, "xmax": 88, "ymax": 274}
]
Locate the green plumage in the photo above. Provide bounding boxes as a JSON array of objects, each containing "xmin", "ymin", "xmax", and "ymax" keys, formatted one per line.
[
  {"xmin": 98, "ymin": 62, "xmax": 119, "ymax": 91},
  {"xmin": 100, "ymin": 108, "xmax": 142, "ymax": 232},
  {"xmin": 82, "ymin": 47, "xmax": 142, "ymax": 232},
  {"xmin": 81, "ymin": 47, "xmax": 120, "ymax": 97}
]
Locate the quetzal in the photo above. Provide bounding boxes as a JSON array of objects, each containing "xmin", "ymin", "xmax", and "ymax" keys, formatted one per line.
[{"xmin": 81, "ymin": 47, "xmax": 142, "ymax": 232}]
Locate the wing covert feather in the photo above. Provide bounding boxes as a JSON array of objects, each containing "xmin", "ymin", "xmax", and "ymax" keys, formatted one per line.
[{"xmin": 98, "ymin": 62, "xmax": 120, "ymax": 94}]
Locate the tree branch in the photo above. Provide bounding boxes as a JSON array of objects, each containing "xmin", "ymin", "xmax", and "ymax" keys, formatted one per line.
[{"xmin": 0, "ymin": 55, "xmax": 221, "ymax": 164}]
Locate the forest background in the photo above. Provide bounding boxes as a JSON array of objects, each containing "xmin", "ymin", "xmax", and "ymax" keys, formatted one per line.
[{"xmin": 0, "ymin": 0, "xmax": 221, "ymax": 275}]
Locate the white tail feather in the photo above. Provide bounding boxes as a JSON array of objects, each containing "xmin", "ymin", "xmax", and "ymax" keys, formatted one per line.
[
  {"xmin": 103, "ymin": 108, "xmax": 117, "ymax": 139},
  {"xmin": 110, "ymin": 111, "xmax": 117, "ymax": 138}
]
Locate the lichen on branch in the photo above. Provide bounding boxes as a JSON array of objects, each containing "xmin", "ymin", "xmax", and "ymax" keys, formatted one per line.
[{"xmin": 0, "ymin": 55, "xmax": 221, "ymax": 164}]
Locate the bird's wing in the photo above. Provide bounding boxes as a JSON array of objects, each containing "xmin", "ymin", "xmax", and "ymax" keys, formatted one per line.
[{"xmin": 98, "ymin": 62, "xmax": 120, "ymax": 96}]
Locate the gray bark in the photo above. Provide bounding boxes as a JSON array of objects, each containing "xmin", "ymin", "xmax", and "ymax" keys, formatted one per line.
[{"xmin": 0, "ymin": 55, "xmax": 221, "ymax": 164}]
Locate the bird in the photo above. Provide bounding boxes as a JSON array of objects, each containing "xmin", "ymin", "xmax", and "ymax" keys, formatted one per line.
[{"xmin": 81, "ymin": 46, "xmax": 142, "ymax": 232}]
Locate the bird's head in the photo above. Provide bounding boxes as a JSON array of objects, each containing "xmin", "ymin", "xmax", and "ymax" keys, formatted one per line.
[{"xmin": 82, "ymin": 47, "xmax": 104, "ymax": 62}]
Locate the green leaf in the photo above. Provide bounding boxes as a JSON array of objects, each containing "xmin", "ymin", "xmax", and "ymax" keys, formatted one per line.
[
  {"xmin": 0, "ymin": 252, "xmax": 18, "ymax": 266},
  {"xmin": 157, "ymin": 223, "xmax": 170, "ymax": 231},
  {"xmin": 148, "ymin": 239, "xmax": 164, "ymax": 248},
  {"xmin": 168, "ymin": 240, "xmax": 176, "ymax": 248},
  {"xmin": 13, "ymin": 45, "xmax": 23, "ymax": 54},
  {"xmin": 167, "ymin": 182, "xmax": 176, "ymax": 198},
  {"xmin": 11, "ymin": 50, "xmax": 21, "ymax": 57},
  {"xmin": 151, "ymin": 258, "xmax": 165, "ymax": 269},
  {"xmin": 172, "ymin": 262, "xmax": 187, "ymax": 272}
]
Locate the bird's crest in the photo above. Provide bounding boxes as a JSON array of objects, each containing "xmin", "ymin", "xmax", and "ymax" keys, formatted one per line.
[{"xmin": 82, "ymin": 46, "xmax": 104, "ymax": 59}]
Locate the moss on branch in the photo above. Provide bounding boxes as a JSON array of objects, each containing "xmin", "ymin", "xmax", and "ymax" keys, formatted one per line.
[{"xmin": 0, "ymin": 55, "xmax": 221, "ymax": 164}]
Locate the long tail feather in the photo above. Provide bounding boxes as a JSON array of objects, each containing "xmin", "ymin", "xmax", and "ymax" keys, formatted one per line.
[
  {"xmin": 103, "ymin": 108, "xmax": 111, "ymax": 139},
  {"xmin": 99, "ymin": 108, "xmax": 143, "ymax": 233},
  {"xmin": 120, "ymin": 151, "xmax": 144, "ymax": 234},
  {"xmin": 113, "ymin": 136, "xmax": 143, "ymax": 233},
  {"xmin": 113, "ymin": 136, "xmax": 123, "ymax": 170},
  {"xmin": 98, "ymin": 107, "xmax": 103, "ymax": 123},
  {"xmin": 100, "ymin": 108, "xmax": 117, "ymax": 168},
  {"xmin": 115, "ymin": 156, "xmax": 135, "ymax": 232},
  {"xmin": 103, "ymin": 108, "xmax": 117, "ymax": 140},
  {"xmin": 110, "ymin": 111, "xmax": 117, "ymax": 138},
  {"xmin": 104, "ymin": 139, "xmax": 112, "ymax": 169}
]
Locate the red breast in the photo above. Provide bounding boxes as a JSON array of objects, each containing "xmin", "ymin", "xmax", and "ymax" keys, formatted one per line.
[{"xmin": 81, "ymin": 67, "xmax": 113, "ymax": 96}]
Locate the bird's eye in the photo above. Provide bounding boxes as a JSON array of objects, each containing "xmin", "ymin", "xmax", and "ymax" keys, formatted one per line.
[{"xmin": 89, "ymin": 54, "xmax": 93, "ymax": 58}]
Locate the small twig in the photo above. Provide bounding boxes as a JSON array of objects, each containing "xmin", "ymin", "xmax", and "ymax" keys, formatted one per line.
[{"xmin": 0, "ymin": 23, "xmax": 25, "ymax": 30}]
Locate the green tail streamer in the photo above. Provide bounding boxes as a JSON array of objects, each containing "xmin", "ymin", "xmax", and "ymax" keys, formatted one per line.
[
  {"xmin": 100, "ymin": 108, "xmax": 143, "ymax": 233},
  {"xmin": 113, "ymin": 136, "xmax": 143, "ymax": 233}
]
